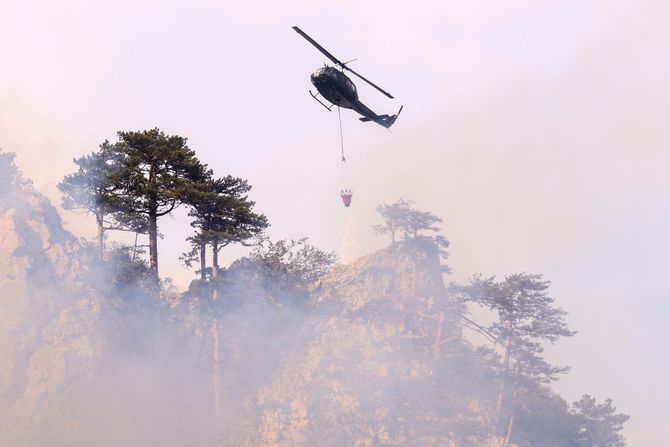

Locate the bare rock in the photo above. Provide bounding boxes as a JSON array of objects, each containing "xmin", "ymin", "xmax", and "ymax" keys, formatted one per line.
[{"xmin": 0, "ymin": 187, "xmax": 101, "ymax": 446}]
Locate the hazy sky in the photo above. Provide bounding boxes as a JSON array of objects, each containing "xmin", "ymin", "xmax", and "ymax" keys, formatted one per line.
[{"xmin": 2, "ymin": 0, "xmax": 669, "ymax": 444}]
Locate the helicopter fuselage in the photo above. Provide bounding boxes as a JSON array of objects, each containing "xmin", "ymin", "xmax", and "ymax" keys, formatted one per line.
[
  {"xmin": 309, "ymin": 66, "xmax": 401, "ymax": 128},
  {"xmin": 294, "ymin": 26, "xmax": 402, "ymax": 129},
  {"xmin": 310, "ymin": 67, "xmax": 362, "ymax": 110}
]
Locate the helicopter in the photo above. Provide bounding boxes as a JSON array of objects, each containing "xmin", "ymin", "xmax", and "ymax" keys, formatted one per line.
[{"xmin": 293, "ymin": 26, "xmax": 403, "ymax": 129}]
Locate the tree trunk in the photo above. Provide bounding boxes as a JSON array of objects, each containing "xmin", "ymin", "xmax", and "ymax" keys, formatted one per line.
[
  {"xmin": 199, "ymin": 242, "xmax": 207, "ymax": 280},
  {"xmin": 502, "ymin": 403, "xmax": 516, "ymax": 446},
  {"xmin": 147, "ymin": 163, "xmax": 160, "ymax": 290},
  {"xmin": 132, "ymin": 232, "xmax": 139, "ymax": 262},
  {"xmin": 412, "ymin": 252, "xmax": 417, "ymax": 296},
  {"xmin": 433, "ymin": 311, "xmax": 445, "ymax": 357},
  {"xmin": 96, "ymin": 212, "xmax": 105, "ymax": 259},
  {"xmin": 211, "ymin": 317, "xmax": 221, "ymax": 414},
  {"xmin": 496, "ymin": 331, "xmax": 513, "ymax": 426},
  {"xmin": 212, "ymin": 241, "xmax": 219, "ymax": 278},
  {"xmin": 148, "ymin": 210, "xmax": 159, "ymax": 287}
]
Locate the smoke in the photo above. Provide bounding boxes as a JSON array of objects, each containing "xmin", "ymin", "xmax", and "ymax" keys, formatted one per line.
[
  {"xmin": 1, "ymin": 150, "xmax": 633, "ymax": 446},
  {"xmin": 0, "ymin": 155, "xmax": 450, "ymax": 446},
  {"xmin": 339, "ymin": 214, "xmax": 356, "ymax": 264},
  {"xmin": 3, "ymin": 1, "xmax": 660, "ymax": 443}
]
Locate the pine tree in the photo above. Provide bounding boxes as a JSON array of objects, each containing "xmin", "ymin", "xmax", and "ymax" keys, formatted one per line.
[
  {"xmin": 572, "ymin": 395, "xmax": 629, "ymax": 447},
  {"xmin": 181, "ymin": 175, "xmax": 267, "ymax": 415},
  {"xmin": 112, "ymin": 128, "xmax": 209, "ymax": 286},
  {"xmin": 453, "ymin": 273, "xmax": 575, "ymax": 444},
  {"xmin": 185, "ymin": 175, "xmax": 268, "ymax": 278},
  {"xmin": 373, "ymin": 198, "xmax": 412, "ymax": 243},
  {"xmin": 374, "ymin": 198, "xmax": 446, "ymax": 245},
  {"xmin": 373, "ymin": 199, "xmax": 450, "ymax": 277},
  {"xmin": 58, "ymin": 142, "xmax": 145, "ymax": 256}
]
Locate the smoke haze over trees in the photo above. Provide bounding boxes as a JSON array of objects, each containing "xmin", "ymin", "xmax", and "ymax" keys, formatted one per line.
[{"xmin": 0, "ymin": 147, "xmax": 629, "ymax": 446}]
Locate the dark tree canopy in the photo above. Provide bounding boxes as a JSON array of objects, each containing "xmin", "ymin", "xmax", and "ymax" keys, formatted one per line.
[
  {"xmin": 191, "ymin": 176, "xmax": 268, "ymax": 250},
  {"xmin": 112, "ymin": 128, "xmax": 210, "ymax": 285},
  {"xmin": 184, "ymin": 175, "xmax": 268, "ymax": 278}
]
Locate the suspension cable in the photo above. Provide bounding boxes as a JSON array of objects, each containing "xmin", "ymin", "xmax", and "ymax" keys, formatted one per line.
[{"xmin": 337, "ymin": 106, "xmax": 346, "ymax": 162}]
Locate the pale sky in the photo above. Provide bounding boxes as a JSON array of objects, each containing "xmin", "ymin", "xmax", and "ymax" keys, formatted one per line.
[{"xmin": 2, "ymin": 0, "xmax": 669, "ymax": 444}]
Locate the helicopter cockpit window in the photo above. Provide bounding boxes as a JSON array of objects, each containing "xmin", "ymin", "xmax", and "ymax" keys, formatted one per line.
[{"xmin": 347, "ymin": 79, "xmax": 356, "ymax": 93}]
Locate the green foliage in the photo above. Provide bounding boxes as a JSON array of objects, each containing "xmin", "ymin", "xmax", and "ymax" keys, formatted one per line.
[
  {"xmin": 250, "ymin": 236, "xmax": 337, "ymax": 284},
  {"xmin": 58, "ymin": 143, "xmax": 147, "ymax": 244},
  {"xmin": 110, "ymin": 128, "xmax": 210, "ymax": 282},
  {"xmin": 187, "ymin": 176, "xmax": 268, "ymax": 250},
  {"xmin": 59, "ymin": 128, "xmax": 211, "ymax": 285},
  {"xmin": 114, "ymin": 128, "xmax": 209, "ymax": 219},
  {"xmin": 374, "ymin": 199, "xmax": 449, "ymax": 261},
  {"xmin": 180, "ymin": 243, "xmax": 204, "ymax": 270},
  {"xmin": 181, "ymin": 175, "xmax": 268, "ymax": 279},
  {"xmin": 572, "ymin": 395, "xmax": 629, "ymax": 447},
  {"xmin": 374, "ymin": 199, "xmax": 442, "ymax": 240},
  {"xmin": 59, "ymin": 142, "xmax": 120, "ymax": 217}
]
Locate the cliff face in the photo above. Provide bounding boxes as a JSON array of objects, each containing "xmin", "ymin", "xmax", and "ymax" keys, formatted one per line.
[
  {"xmin": 313, "ymin": 238, "xmax": 447, "ymax": 310},
  {"xmin": 252, "ymin": 240, "xmax": 461, "ymax": 447},
  {"xmin": 0, "ymin": 187, "xmax": 101, "ymax": 446}
]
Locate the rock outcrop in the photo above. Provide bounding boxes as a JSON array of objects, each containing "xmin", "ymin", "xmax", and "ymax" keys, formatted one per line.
[
  {"xmin": 0, "ymin": 183, "xmax": 101, "ymax": 446},
  {"xmin": 251, "ymin": 240, "xmax": 461, "ymax": 447}
]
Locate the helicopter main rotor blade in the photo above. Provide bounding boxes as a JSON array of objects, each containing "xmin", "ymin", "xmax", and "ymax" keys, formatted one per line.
[
  {"xmin": 293, "ymin": 25, "xmax": 395, "ymax": 100},
  {"xmin": 344, "ymin": 66, "xmax": 394, "ymax": 99},
  {"xmin": 292, "ymin": 26, "xmax": 343, "ymax": 66}
]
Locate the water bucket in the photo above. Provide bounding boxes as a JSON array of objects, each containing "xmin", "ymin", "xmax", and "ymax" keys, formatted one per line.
[{"xmin": 340, "ymin": 190, "xmax": 353, "ymax": 207}]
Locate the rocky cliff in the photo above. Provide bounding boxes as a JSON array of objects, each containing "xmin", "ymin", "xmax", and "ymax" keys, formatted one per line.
[
  {"xmin": 0, "ymin": 182, "xmax": 101, "ymax": 446},
  {"xmin": 246, "ymin": 240, "xmax": 466, "ymax": 447}
]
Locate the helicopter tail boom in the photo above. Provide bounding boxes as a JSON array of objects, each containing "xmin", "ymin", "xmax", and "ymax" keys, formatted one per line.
[{"xmin": 360, "ymin": 105, "xmax": 403, "ymax": 128}]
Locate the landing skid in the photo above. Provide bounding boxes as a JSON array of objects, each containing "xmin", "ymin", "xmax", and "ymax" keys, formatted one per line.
[{"xmin": 309, "ymin": 90, "xmax": 334, "ymax": 112}]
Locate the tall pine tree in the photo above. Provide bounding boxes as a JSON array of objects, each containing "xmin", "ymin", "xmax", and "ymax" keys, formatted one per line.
[
  {"xmin": 113, "ymin": 128, "xmax": 209, "ymax": 286},
  {"xmin": 453, "ymin": 273, "xmax": 575, "ymax": 444},
  {"xmin": 185, "ymin": 175, "xmax": 268, "ymax": 278}
]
